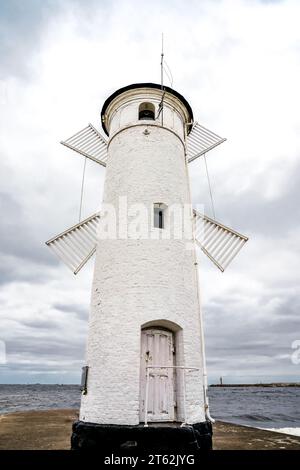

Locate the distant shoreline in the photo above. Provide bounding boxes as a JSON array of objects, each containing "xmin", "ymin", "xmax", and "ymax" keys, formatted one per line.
[
  {"xmin": 1, "ymin": 382, "xmax": 299, "ymax": 387},
  {"xmin": 210, "ymin": 383, "xmax": 300, "ymax": 387}
]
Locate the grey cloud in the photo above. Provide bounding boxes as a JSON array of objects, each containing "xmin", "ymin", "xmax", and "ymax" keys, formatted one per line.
[
  {"xmin": 0, "ymin": 192, "xmax": 56, "ymax": 264},
  {"xmin": 0, "ymin": 191, "xmax": 59, "ymax": 285},
  {"xmin": 53, "ymin": 303, "xmax": 88, "ymax": 318},
  {"xmin": 6, "ymin": 336, "xmax": 86, "ymax": 360},
  {"xmin": 0, "ymin": 0, "xmax": 299, "ymax": 384},
  {"xmin": 258, "ymin": 0, "xmax": 284, "ymax": 4},
  {"xmin": 204, "ymin": 290, "xmax": 300, "ymax": 376},
  {"xmin": 0, "ymin": 0, "xmax": 61, "ymax": 79},
  {"xmin": 0, "ymin": 0, "xmax": 112, "ymax": 79},
  {"xmin": 192, "ymin": 159, "xmax": 300, "ymax": 238},
  {"xmin": 209, "ymin": 341, "xmax": 275, "ymax": 352},
  {"xmin": 0, "ymin": 255, "xmax": 57, "ymax": 286},
  {"xmin": 21, "ymin": 317, "xmax": 61, "ymax": 330}
]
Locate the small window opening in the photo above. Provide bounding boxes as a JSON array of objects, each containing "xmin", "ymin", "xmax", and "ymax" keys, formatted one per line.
[
  {"xmin": 139, "ymin": 102, "xmax": 155, "ymax": 120},
  {"xmin": 154, "ymin": 203, "xmax": 166, "ymax": 229},
  {"xmin": 81, "ymin": 366, "xmax": 89, "ymax": 395}
]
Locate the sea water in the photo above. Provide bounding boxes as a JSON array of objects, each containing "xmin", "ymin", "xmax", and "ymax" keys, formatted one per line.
[
  {"xmin": 209, "ymin": 386, "xmax": 300, "ymax": 436},
  {"xmin": 0, "ymin": 384, "xmax": 299, "ymax": 436}
]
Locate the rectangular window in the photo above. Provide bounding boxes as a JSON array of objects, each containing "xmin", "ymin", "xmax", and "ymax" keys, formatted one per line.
[{"xmin": 154, "ymin": 204, "xmax": 164, "ymax": 229}]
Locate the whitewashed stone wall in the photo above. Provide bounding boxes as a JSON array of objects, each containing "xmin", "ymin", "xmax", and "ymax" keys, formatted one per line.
[{"xmin": 80, "ymin": 87, "xmax": 206, "ymax": 425}]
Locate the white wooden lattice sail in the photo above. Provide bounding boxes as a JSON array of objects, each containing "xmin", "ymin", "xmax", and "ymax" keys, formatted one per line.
[
  {"xmin": 187, "ymin": 122, "xmax": 226, "ymax": 163},
  {"xmin": 46, "ymin": 213, "xmax": 100, "ymax": 274},
  {"xmin": 46, "ymin": 209, "xmax": 248, "ymax": 274},
  {"xmin": 61, "ymin": 123, "xmax": 108, "ymax": 167},
  {"xmin": 193, "ymin": 210, "xmax": 248, "ymax": 272}
]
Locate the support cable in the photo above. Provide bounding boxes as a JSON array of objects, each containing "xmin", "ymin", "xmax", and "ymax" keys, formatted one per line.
[
  {"xmin": 79, "ymin": 157, "xmax": 87, "ymax": 222},
  {"xmin": 163, "ymin": 60, "xmax": 173, "ymax": 88},
  {"xmin": 203, "ymin": 153, "xmax": 216, "ymax": 219}
]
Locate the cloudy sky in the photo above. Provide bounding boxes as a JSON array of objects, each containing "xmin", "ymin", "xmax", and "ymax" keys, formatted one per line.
[{"xmin": 0, "ymin": 0, "xmax": 299, "ymax": 384}]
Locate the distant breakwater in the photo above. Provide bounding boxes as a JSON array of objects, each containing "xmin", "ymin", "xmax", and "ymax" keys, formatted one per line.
[{"xmin": 210, "ymin": 383, "xmax": 300, "ymax": 387}]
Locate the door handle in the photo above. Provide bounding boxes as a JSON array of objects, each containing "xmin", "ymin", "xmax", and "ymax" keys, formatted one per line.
[{"xmin": 145, "ymin": 350, "xmax": 152, "ymax": 362}]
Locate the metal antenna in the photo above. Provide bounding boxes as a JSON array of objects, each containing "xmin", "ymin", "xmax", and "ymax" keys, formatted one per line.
[
  {"xmin": 157, "ymin": 34, "xmax": 166, "ymax": 123},
  {"xmin": 161, "ymin": 33, "xmax": 164, "ymax": 90}
]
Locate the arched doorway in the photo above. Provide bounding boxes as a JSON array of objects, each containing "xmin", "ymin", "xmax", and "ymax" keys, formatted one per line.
[{"xmin": 140, "ymin": 328, "xmax": 176, "ymax": 422}]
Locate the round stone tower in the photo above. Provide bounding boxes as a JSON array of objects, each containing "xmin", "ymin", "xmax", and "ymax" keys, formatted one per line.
[{"xmin": 72, "ymin": 83, "xmax": 212, "ymax": 452}]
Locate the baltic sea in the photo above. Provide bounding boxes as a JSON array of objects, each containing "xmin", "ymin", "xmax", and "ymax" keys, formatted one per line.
[{"xmin": 0, "ymin": 384, "xmax": 299, "ymax": 436}]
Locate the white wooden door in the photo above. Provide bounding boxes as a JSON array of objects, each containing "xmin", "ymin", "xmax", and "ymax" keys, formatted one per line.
[{"xmin": 140, "ymin": 328, "xmax": 175, "ymax": 422}]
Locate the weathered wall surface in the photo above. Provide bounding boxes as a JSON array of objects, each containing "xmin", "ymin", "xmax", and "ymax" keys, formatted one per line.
[{"xmin": 80, "ymin": 88, "xmax": 205, "ymax": 425}]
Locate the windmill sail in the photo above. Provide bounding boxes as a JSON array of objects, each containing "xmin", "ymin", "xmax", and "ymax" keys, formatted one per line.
[
  {"xmin": 46, "ymin": 213, "xmax": 100, "ymax": 274},
  {"xmin": 187, "ymin": 122, "xmax": 226, "ymax": 163},
  {"xmin": 61, "ymin": 123, "xmax": 108, "ymax": 167},
  {"xmin": 46, "ymin": 209, "xmax": 247, "ymax": 275},
  {"xmin": 193, "ymin": 210, "xmax": 248, "ymax": 272}
]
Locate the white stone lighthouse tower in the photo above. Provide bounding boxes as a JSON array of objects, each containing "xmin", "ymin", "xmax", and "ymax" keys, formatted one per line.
[
  {"xmin": 81, "ymin": 83, "xmax": 205, "ymax": 428},
  {"xmin": 47, "ymin": 82, "xmax": 248, "ymax": 452}
]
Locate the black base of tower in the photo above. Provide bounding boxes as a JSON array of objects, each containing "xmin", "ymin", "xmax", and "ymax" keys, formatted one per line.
[{"xmin": 71, "ymin": 420, "xmax": 213, "ymax": 453}]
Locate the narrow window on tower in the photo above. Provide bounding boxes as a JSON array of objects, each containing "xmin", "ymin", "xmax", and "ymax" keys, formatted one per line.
[
  {"xmin": 139, "ymin": 102, "xmax": 155, "ymax": 120},
  {"xmin": 80, "ymin": 366, "xmax": 89, "ymax": 395},
  {"xmin": 154, "ymin": 203, "xmax": 166, "ymax": 229}
]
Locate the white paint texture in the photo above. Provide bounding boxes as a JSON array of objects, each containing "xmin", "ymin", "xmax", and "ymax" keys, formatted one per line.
[{"xmin": 79, "ymin": 87, "xmax": 206, "ymax": 425}]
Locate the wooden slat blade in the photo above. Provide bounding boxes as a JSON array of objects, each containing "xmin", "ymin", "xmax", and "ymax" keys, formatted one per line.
[
  {"xmin": 61, "ymin": 123, "xmax": 108, "ymax": 167},
  {"xmin": 194, "ymin": 209, "xmax": 248, "ymax": 271},
  {"xmin": 46, "ymin": 212, "xmax": 100, "ymax": 274},
  {"xmin": 187, "ymin": 122, "xmax": 226, "ymax": 163}
]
